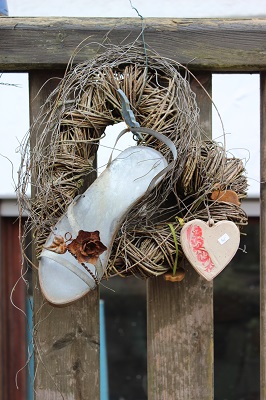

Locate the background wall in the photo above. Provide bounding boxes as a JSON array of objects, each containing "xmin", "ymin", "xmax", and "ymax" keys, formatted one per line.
[{"xmin": 0, "ymin": 0, "xmax": 262, "ymax": 197}]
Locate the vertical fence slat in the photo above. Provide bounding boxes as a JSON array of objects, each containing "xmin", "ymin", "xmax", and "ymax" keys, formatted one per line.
[
  {"xmin": 261, "ymin": 72, "xmax": 266, "ymax": 400},
  {"xmin": 0, "ymin": 215, "xmax": 4, "ymax": 400},
  {"xmin": 30, "ymin": 71, "xmax": 100, "ymax": 400},
  {"xmin": 0, "ymin": 217, "xmax": 27, "ymax": 400},
  {"xmin": 147, "ymin": 73, "xmax": 213, "ymax": 400}
]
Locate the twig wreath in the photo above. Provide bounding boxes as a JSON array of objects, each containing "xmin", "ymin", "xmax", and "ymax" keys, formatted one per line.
[{"xmin": 18, "ymin": 43, "xmax": 248, "ymax": 286}]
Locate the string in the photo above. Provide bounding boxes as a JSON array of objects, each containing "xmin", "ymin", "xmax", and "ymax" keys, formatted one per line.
[
  {"xmin": 128, "ymin": 0, "xmax": 149, "ymax": 85},
  {"xmin": 204, "ymin": 199, "xmax": 214, "ymax": 226}
]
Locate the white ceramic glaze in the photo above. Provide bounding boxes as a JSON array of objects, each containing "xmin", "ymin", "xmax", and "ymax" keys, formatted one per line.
[
  {"xmin": 180, "ymin": 219, "xmax": 240, "ymax": 281},
  {"xmin": 39, "ymin": 146, "xmax": 168, "ymax": 305}
]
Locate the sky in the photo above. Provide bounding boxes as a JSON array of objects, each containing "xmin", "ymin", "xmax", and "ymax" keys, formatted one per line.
[
  {"xmin": 0, "ymin": 0, "xmax": 262, "ymax": 197},
  {"xmin": 5, "ymin": 0, "xmax": 266, "ymax": 18}
]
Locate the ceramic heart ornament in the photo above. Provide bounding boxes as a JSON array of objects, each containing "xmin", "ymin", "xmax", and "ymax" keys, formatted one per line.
[{"xmin": 180, "ymin": 219, "xmax": 240, "ymax": 281}]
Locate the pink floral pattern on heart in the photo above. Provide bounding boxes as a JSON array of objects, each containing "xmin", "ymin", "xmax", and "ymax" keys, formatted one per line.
[{"xmin": 187, "ymin": 224, "xmax": 215, "ymax": 273}]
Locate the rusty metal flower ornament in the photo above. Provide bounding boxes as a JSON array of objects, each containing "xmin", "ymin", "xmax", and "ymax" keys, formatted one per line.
[
  {"xmin": 44, "ymin": 235, "xmax": 67, "ymax": 254},
  {"xmin": 67, "ymin": 230, "xmax": 107, "ymax": 265}
]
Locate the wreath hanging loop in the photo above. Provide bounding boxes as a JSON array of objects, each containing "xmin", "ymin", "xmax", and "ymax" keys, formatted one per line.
[{"xmin": 17, "ymin": 43, "xmax": 248, "ymax": 281}]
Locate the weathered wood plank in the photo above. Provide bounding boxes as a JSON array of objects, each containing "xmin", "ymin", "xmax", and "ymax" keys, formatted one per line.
[
  {"xmin": 147, "ymin": 74, "xmax": 213, "ymax": 400},
  {"xmin": 0, "ymin": 216, "xmax": 3, "ymax": 400},
  {"xmin": 30, "ymin": 71, "xmax": 100, "ymax": 400},
  {"xmin": 261, "ymin": 72, "xmax": 266, "ymax": 400},
  {"xmin": 1, "ymin": 17, "xmax": 266, "ymax": 71},
  {"xmin": 0, "ymin": 217, "xmax": 27, "ymax": 400}
]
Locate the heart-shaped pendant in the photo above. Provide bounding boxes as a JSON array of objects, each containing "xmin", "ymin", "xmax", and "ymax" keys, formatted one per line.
[{"xmin": 180, "ymin": 219, "xmax": 240, "ymax": 281}]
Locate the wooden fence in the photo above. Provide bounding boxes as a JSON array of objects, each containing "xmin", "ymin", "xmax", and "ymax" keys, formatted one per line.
[{"xmin": 0, "ymin": 17, "xmax": 265, "ymax": 400}]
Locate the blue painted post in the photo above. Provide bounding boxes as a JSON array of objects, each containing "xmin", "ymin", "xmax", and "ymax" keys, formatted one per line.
[
  {"xmin": 100, "ymin": 300, "xmax": 109, "ymax": 400},
  {"xmin": 26, "ymin": 297, "xmax": 34, "ymax": 400}
]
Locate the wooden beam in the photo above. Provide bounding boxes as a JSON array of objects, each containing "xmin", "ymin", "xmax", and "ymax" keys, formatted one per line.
[
  {"xmin": 147, "ymin": 74, "xmax": 213, "ymax": 400},
  {"xmin": 1, "ymin": 17, "xmax": 266, "ymax": 71},
  {"xmin": 29, "ymin": 71, "xmax": 100, "ymax": 400},
  {"xmin": 0, "ymin": 217, "xmax": 27, "ymax": 400},
  {"xmin": 261, "ymin": 72, "xmax": 266, "ymax": 400}
]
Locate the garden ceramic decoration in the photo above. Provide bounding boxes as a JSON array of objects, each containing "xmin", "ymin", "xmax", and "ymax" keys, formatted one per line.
[{"xmin": 180, "ymin": 219, "xmax": 240, "ymax": 281}]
